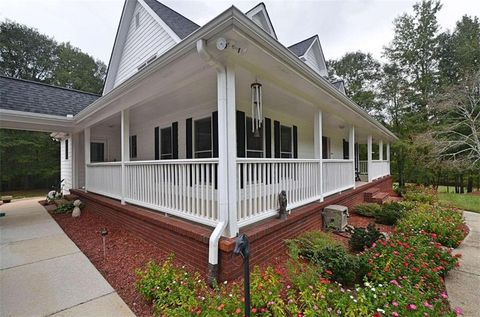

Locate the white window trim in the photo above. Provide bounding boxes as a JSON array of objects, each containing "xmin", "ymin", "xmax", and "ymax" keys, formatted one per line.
[
  {"xmin": 245, "ymin": 116, "xmax": 265, "ymax": 158},
  {"xmin": 280, "ymin": 124, "xmax": 293, "ymax": 158},
  {"xmin": 193, "ymin": 116, "xmax": 213, "ymax": 158},
  {"xmin": 90, "ymin": 138, "xmax": 108, "ymax": 162}
]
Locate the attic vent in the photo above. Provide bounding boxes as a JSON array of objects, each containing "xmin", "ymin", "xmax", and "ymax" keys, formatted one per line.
[
  {"xmin": 137, "ymin": 54, "xmax": 157, "ymax": 71},
  {"xmin": 135, "ymin": 12, "xmax": 140, "ymax": 28}
]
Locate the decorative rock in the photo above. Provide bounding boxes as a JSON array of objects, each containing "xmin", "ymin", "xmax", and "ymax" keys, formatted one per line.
[{"xmin": 72, "ymin": 199, "xmax": 82, "ymax": 217}]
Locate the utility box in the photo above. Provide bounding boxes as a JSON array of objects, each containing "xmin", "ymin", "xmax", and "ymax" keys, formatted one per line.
[{"xmin": 322, "ymin": 205, "xmax": 349, "ymax": 231}]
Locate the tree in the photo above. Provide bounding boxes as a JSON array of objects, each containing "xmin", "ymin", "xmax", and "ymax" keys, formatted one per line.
[
  {"xmin": 0, "ymin": 20, "xmax": 106, "ymax": 94},
  {"xmin": 384, "ymin": 0, "xmax": 442, "ymax": 127},
  {"xmin": 52, "ymin": 43, "xmax": 106, "ymax": 94},
  {"xmin": 0, "ymin": 20, "xmax": 58, "ymax": 81},
  {"xmin": 327, "ymin": 52, "xmax": 383, "ymax": 118}
]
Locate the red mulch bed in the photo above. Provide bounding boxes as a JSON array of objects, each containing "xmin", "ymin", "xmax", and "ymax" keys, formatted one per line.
[
  {"xmin": 332, "ymin": 213, "xmax": 395, "ymax": 246},
  {"xmin": 47, "ymin": 205, "xmax": 174, "ymax": 317}
]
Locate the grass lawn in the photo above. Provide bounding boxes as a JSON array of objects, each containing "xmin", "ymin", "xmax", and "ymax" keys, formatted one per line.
[
  {"xmin": 0, "ymin": 189, "xmax": 48, "ymax": 200},
  {"xmin": 438, "ymin": 192, "xmax": 480, "ymax": 213}
]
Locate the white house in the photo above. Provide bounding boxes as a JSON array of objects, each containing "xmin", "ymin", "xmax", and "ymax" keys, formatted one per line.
[{"xmin": 0, "ymin": 0, "xmax": 397, "ymax": 280}]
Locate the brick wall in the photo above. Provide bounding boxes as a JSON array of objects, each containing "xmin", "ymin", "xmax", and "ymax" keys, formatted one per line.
[{"xmin": 72, "ymin": 176, "xmax": 393, "ymax": 281}]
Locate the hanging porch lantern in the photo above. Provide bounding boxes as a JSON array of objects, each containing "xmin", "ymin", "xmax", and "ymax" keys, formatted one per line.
[{"xmin": 251, "ymin": 82, "xmax": 263, "ymax": 137}]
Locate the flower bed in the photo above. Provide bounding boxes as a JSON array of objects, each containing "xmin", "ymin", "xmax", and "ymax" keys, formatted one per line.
[{"xmin": 137, "ymin": 186, "xmax": 466, "ymax": 316}]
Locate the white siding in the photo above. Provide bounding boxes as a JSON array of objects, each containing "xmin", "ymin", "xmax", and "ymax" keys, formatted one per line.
[
  {"xmin": 113, "ymin": 1, "xmax": 176, "ymax": 88},
  {"xmin": 60, "ymin": 138, "xmax": 72, "ymax": 193},
  {"xmin": 303, "ymin": 44, "xmax": 328, "ymax": 77},
  {"xmin": 90, "ymin": 126, "xmax": 122, "ymax": 162},
  {"xmin": 323, "ymin": 126, "xmax": 348, "ymax": 159}
]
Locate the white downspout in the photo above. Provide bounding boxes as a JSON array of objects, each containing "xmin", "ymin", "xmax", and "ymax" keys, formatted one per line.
[{"xmin": 197, "ymin": 39, "xmax": 228, "ymax": 284}]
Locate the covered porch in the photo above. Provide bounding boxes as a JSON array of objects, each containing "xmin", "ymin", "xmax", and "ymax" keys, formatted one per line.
[{"xmin": 66, "ymin": 34, "xmax": 393, "ymax": 239}]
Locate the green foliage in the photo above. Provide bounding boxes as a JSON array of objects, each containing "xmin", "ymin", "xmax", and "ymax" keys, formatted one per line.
[
  {"xmin": 0, "ymin": 20, "xmax": 106, "ymax": 94},
  {"xmin": 397, "ymin": 204, "xmax": 466, "ymax": 248},
  {"xmin": 0, "ymin": 129, "xmax": 60, "ymax": 191},
  {"xmin": 403, "ymin": 184, "xmax": 437, "ymax": 203},
  {"xmin": 349, "ymin": 223, "xmax": 383, "ymax": 252},
  {"xmin": 55, "ymin": 202, "xmax": 74, "ymax": 214},
  {"xmin": 374, "ymin": 202, "xmax": 406, "ymax": 225},
  {"xmin": 288, "ymin": 232, "xmax": 368, "ymax": 285},
  {"xmin": 354, "ymin": 203, "xmax": 381, "ymax": 218}
]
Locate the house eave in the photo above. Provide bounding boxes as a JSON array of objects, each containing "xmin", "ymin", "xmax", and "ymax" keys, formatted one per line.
[
  {"xmin": 75, "ymin": 5, "xmax": 398, "ymax": 141},
  {"xmin": 0, "ymin": 109, "xmax": 74, "ymax": 132}
]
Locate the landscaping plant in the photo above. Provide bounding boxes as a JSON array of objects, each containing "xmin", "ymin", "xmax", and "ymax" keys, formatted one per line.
[
  {"xmin": 354, "ymin": 203, "xmax": 382, "ymax": 218},
  {"xmin": 374, "ymin": 201, "xmax": 406, "ymax": 225},
  {"xmin": 349, "ymin": 223, "xmax": 383, "ymax": 252}
]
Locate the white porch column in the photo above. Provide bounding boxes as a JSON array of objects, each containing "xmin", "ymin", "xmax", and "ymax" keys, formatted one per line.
[
  {"xmin": 217, "ymin": 65, "xmax": 237, "ymax": 238},
  {"xmin": 84, "ymin": 127, "xmax": 91, "ymax": 192},
  {"xmin": 367, "ymin": 135, "xmax": 373, "ymax": 182},
  {"xmin": 71, "ymin": 133, "xmax": 78, "ymax": 189},
  {"xmin": 387, "ymin": 143, "xmax": 391, "ymax": 175},
  {"xmin": 379, "ymin": 139, "xmax": 384, "ymax": 161},
  {"xmin": 314, "ymin": 110, "xmax": 323, "ymax": 201},
  {"xmin": 349, "ymin": 125, "xmax": 355, "ymax": 189},
  {"xmin": 121, "ymin": 109, "xmax": 130, "ymax": 205}
]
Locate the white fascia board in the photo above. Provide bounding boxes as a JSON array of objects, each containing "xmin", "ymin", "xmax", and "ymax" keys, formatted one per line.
[
  {"xmin": 0, "ymin": 109, "xmax": 74, "ymax": 132},
  {"xmin": 137, "ymin": 0, "xmax": 181, "ymax": 43},
  {"xmin": 103, "ymin": 0, "xmax": 138, "ymax": 94}
]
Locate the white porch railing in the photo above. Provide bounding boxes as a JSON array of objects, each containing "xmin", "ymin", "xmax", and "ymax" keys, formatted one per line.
[
  {"xmin": 124, "ymin": 159, "xmax": 219, "ymax": 227},
  {"xmin": 359, "ymin": 160, "xmax": 368, "ymax": 175},
  {"xmin": 370, "ymin": 160, "xmax": 390, "ymax": 180},
  {"xmin": 86, "ymin": 162, "xmax": 122, "ymax": 199},
  {"xmin": 322, "ymin": 159, "xmax": 355, "ymax": 197},
  {"xmin": 236, "ymin": 159, "xmax": 322, "ymax": 227}
]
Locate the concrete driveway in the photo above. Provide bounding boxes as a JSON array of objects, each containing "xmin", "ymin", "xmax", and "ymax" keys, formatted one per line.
[
  {"xmin": 445, "ymin": 211, "xmax": 480, "ymax": 317},
  {"xmin": 0, "ymin": 198, "xmax": 135, "ymax": 317}
]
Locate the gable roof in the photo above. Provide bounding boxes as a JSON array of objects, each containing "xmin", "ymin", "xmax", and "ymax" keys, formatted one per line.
[
  {"xmin": 143, "ymin": 0, "xmax": 199, "ymax": 39},
  {"xmin": 245, "ymin": 3, "xmax": 277, "ymax": 39},
  {"xmin": 288, "ymin": 35, "xmax": 317, "ymax": 57},
  {"xmin": 0, "ymin": 76, "xmax": 99, "ymax": 117}
]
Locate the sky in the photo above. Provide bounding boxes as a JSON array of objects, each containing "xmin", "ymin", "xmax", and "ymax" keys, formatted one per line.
[{"xmin": 1, "ymin": 0, "xmax": 479, "ymax": 65}]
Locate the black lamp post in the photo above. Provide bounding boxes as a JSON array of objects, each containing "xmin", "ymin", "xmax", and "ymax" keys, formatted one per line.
[{"xmin": 234, "ymin": 234, "xmax": 251, "ymax": 317}]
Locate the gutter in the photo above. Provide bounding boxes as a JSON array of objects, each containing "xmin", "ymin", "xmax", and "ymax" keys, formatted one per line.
[{"xmin": 196, "ymin": 39, "xmax": 228, "ymax": 285}]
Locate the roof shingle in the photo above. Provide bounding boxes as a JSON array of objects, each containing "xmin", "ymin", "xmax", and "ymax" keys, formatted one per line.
[
  {"xmin": 143, "ymin": 0, "xmax": 200, "ymax": 39},
  {"xmin": 0, "ymin": 76, "xmax": 99, "ymax": 117},
  {"xmin": 288, "ymin": 35, "xmax": 317, "ymax": 57}
]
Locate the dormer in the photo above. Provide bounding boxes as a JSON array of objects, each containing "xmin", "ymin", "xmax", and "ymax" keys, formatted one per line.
[
  {"xmin": 103, "ymin": 0, "xmax": 199, "ymax": 95},
  {"xmin": 331, "ymin": 80, "xmax": 347, "ymax": 95},
  {"xmin": 288, "ymin": 35, "xmax": 328, "ymax": 77},
  {"xmin": 245, "ymin": 3, "xmax": 277, "ymax": 39}
]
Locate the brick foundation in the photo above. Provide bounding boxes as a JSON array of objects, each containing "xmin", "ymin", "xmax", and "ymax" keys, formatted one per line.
[{"xmin": 71, "ymin": 175, "xmax": 392, "ymax": 281}]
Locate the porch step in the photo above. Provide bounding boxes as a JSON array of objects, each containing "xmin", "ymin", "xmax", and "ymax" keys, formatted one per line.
[
  {"xmin": 370, "ymin": 192, "xmax": 390, "ymax": 204},
  {"xmin": 363, "ymin": 187, "xmax": 380, "ymax": 201}
]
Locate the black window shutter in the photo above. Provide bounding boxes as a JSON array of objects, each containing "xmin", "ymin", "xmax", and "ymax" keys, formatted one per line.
[
  {"xmin": 154, "ymin": 127, "xmax": 159, "ymax": 160},
  {"xmin": 186, "ymin": 118, "xmax": 192, "ymax": 159},
  {"xmin": 264, "ymin": 117, "xmax": 272, "ymax": 158},
  {"xmin": 236, "ymin": 111, "xmax": 246, "ymax": 157},
  {"xmin": 212, "ymin": 111, "xmax": 218, "ymax": 158},
  {"xmin": 274, "ymin": 120, "xmax": 280, "ymax": 158},
  {"xmin": 172, "ymin": 122, "xmax": 178, "ymax": 159},
  {"xmin": 322, "ymin": 136, "xmax": 328, "ymax": 159},
  {"xmin": 293, "ymin": 125, "xmax": 298, "ymax": 158},
  {"xmin": 343, "ymin": 139, "xmax": 349, "ymax": 159}
]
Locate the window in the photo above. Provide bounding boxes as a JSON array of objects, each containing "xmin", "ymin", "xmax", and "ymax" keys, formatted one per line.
[
  {"xmin": 91, "ymin": 142, "xmax": 105, "ymax": 162},
  {"xmin": 280, "ymin": 125, "xmax": 292, "ymax": 158},
  {"xmin": 322, "ymin": 136, "xmax": 331, "ymax": 159},
  {"xmin": 246, "ymin": 117, "xmax": 264, "ymax": 158},
  {"xmin": 194, "ymin": 117, "xmax": 212, "ymax": 158},
  {"xmin": 130, "ymin": 135, "xmax": 137, "ymax": 159},
  {"xmin": 65, "ymin": 139, "xmax": 69, "ymax": 160},
  {"xmin": 160, "ymin": 127, "xmax": 172, "ymax": 159},
  {"xmin": 135, "ymin": 12, "xmax": 140, "ymax": 28}
]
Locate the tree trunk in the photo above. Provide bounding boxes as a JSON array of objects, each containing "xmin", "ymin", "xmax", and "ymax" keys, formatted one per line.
[
  {"xmin": 460, "ymin": 174, "xmax": 465, "ymax": 194},
  {"xmin": 467, "ymin": 176, "xmax": 473, "ymax": 193}
]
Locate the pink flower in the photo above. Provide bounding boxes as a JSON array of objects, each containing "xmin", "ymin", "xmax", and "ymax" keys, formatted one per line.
[
  {"xmin": 392, "ymin": 313, "xmax": 399, "ymax": 317},
  {"xmin": 390, "ymin": 280, "xmax": 400, "ymax": 287},
  {"xmin": 441, "ymin": 292, "xmax": 449, "ymax": 299},
  {"xmin": 424, "ymin": 301, "xmax": 433, "ymax": 309},
  {"xmin": 454, "ymin": 307, "xmax": 463, "ymax": 315},
  {"xmin": 392, "ymin": 301, "xmax": 399, "ymax": 307},
  {"xmin": 407, "ymin": 304, "xmax": 417, "ymax": 311}
]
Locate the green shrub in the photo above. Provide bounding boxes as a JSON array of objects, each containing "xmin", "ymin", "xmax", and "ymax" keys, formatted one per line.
[
  {"xmin": 349, "ymin": 223, "xmax": 383, "ymax": 252},
  {"xmin": 374, "ymin": 201, "xmax": 406, "ymax": 225},
  {"xmin": 403, "ymin": 184, "xmax": 437, "ymax": 204},
  {"xmin": 354, "ymin": 203, "xmax": 382, "ymax": 218},
  {"xmin": 55, "ymin": 202, "xmax": 74, "ymax": 213},
  {"xmin": 397, "ymin": 204, "xmax": 466, "ymax": 248},
  {"xmin": 287, "ymin": 230, "xmax": 340, "ymax": 260}
]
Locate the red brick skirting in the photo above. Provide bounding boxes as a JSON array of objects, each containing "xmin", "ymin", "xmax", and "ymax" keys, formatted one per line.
[{"xmin": 71, "ymin": 176, "xmax": 392, "ymax": 281}]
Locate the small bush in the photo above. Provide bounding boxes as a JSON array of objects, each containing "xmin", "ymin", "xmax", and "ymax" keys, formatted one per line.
[
  {"xmin": 55, "ymin": 202, "xmax": 74, "ymax": 213},
  {"xmin": 354, "ymin": 203, "xmax": 381, "ymax": 218},
  {"xmin": 287, "ymin": 230, "xmax": 340, "ymax": 260},
  {"xmin": 349, "ymin": 223, "xmax": 383, "ymax": 252},
  {"xmin": 403, "ymin": 184, "xmax": 437, "ymax": 204},
  {"xmin": 374, "ymin": 201, "xmax": 406, "ymax": 225}
]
